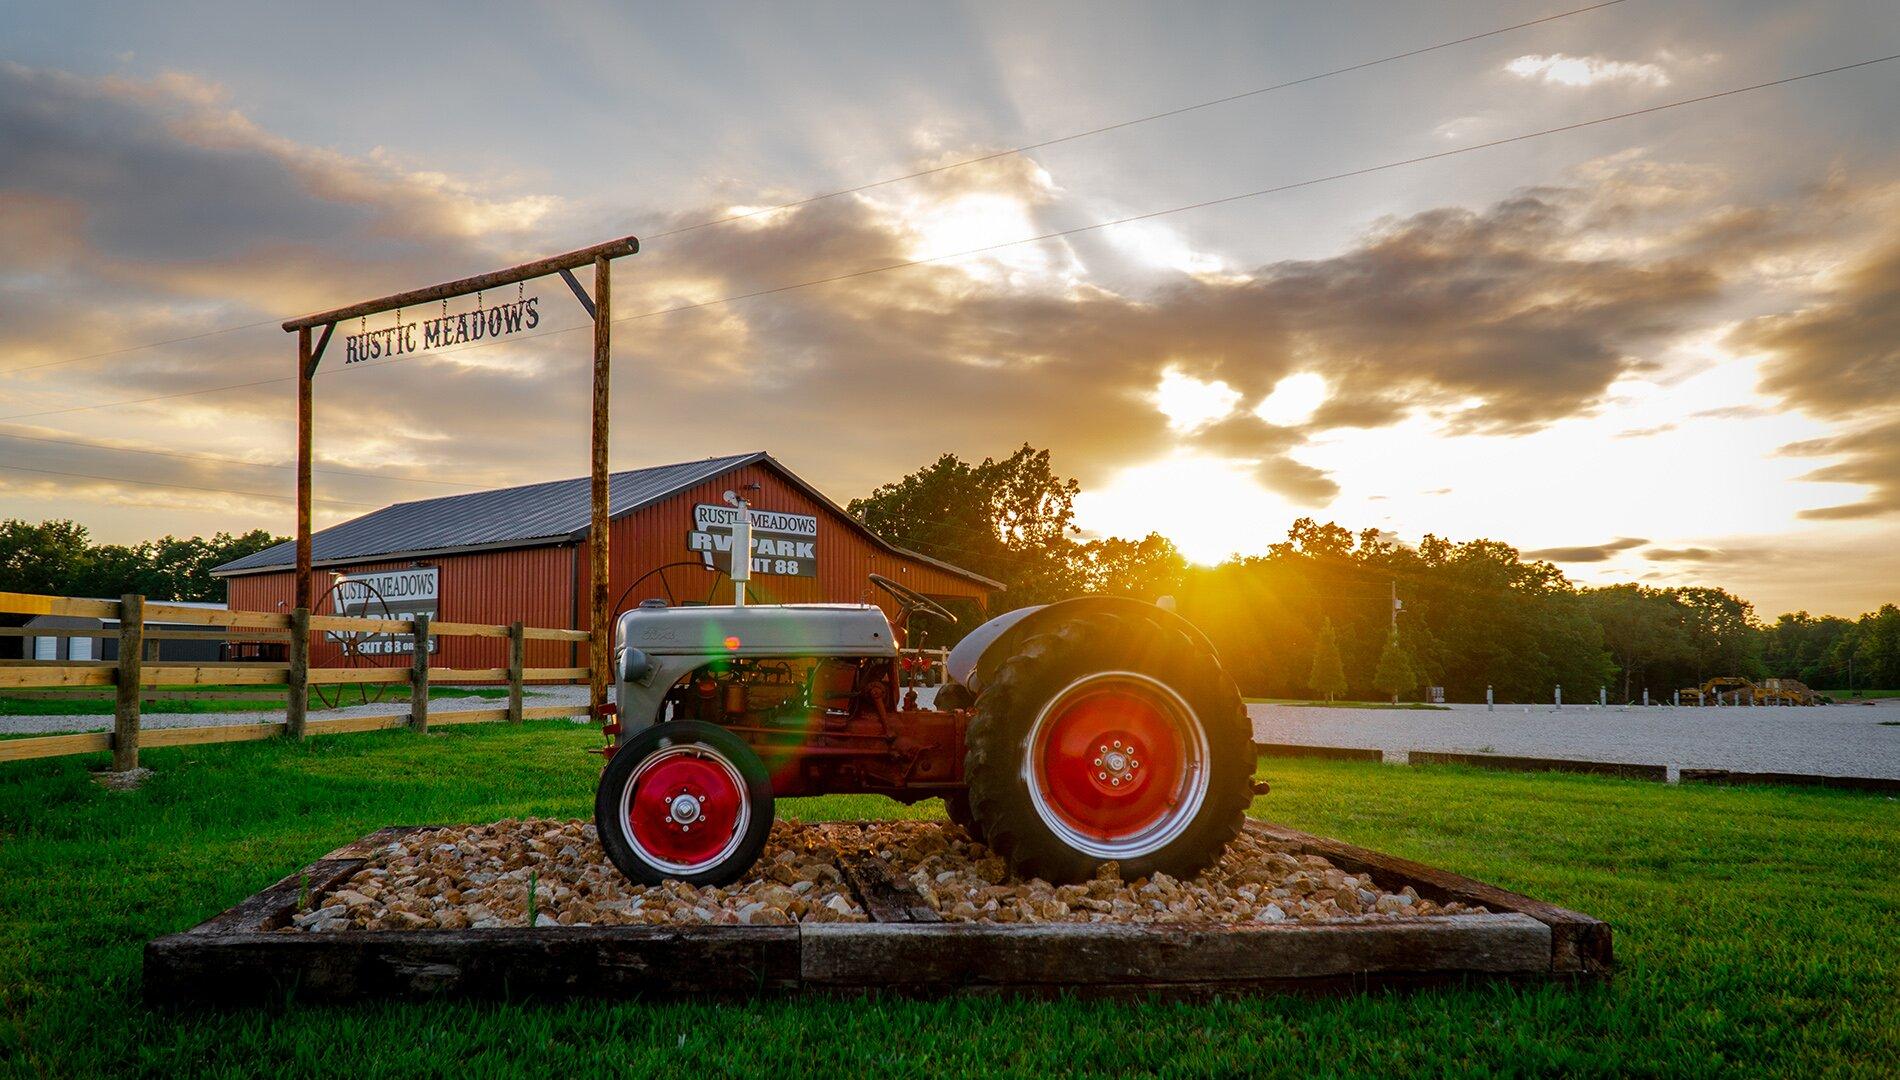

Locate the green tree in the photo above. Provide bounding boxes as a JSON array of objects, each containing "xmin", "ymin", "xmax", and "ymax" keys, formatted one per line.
[
  {"xmin": 0, "ymin": 519, "xmax": 93, "ymax": 595},
  {"xmin": 0, "ymin": 520, "xmax": 282, "ymax": 601},
  {"xmin": 1584, "ymin": 584, "xmax": 1691, "ymax": 702},
  {"xmin": 1372, "ymin": 627, "xmax": 1416, "ymax": 704},
  {"xmin": 1677, "ymin": 587, "xmax": 1761, "ymax": 683},
  {"xmin": 1308, "ymin": 618, "xmax": 1348, "ymax": 701},
  {"xmin": 1076, "ymin": 533, "xmax": 1186, "ymax": 600},
  {"xmin": 848, "ymin": 444, "xmax": 1083, "ymax": 614}
]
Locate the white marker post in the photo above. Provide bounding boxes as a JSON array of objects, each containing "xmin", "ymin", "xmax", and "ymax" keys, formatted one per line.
[
  {"xmin": 724, "ymin": 488, "xmax": 753, "ymax": 608},
  {"xmin": 1554, "ymin": 685, "xmax": 1562, "ymax": 709},
  {"xmin": 1486, "ymin": 685, "xmax": 1493, "ymax": 711}
]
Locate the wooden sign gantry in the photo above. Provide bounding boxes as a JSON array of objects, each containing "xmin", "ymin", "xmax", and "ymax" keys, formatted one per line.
[{"xmin": 280, "ymin": 236, "xmax": 639, "ymax": 738}]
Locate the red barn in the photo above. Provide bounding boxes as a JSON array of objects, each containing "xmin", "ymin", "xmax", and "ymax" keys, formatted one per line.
[{"xmin": 212, "ymin": 451, "xmax": 999, "ymax": 670}]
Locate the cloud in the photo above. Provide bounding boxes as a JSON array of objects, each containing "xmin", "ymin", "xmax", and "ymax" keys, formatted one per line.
[
  {"xmin": 1734, "ymin": 227, "xmax": 1900, "ymax": 518},
  {"xmin": 1522, "ymin": 537, "xmax": 1649, "ymax": 563},
  {"xmin": 1642, "ymin": 546, "xmax": 1724, "ymax": 562},
  {"xmin": 1689, "ymin": 404, "xmax": 1771, "ymax": 420},
  {"xmin": 0, "ymin": 60, "xmax": 1858, "ymax": 540},
  {"xmin": 1615, "ymin": 422, "xmax": 1678, "ymax": 438},
  {"xmin": 1505, "ymin": 53, "xmax": 1671, "ymax": 88},
  {"xmin": 1741, "ymin": 239, "xmax": 1900, "ymax": 417},
  {"xmin": 1777, "ymin": 418, "xmax": 1900, "ymax": 520}
]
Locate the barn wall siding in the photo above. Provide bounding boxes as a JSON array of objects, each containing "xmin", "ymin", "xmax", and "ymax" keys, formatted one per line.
[{"xmin": 223, "ymin": 459, "xmax": 992, "ymax": 674}]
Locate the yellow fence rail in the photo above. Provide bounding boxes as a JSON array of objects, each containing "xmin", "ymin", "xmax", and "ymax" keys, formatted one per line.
[{"xmin": 0, "ymin": 591, "xmax": 597, "ymax": 769}]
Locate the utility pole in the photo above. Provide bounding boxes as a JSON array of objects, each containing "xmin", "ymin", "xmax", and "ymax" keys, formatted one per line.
[{"xmin": 1389, "ymin": 581, "xmax": 1400, "ymax": 630}]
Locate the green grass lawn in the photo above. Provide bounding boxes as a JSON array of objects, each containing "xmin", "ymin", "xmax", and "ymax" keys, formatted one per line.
[
  {"xmin": 1818, "ymin": 688, "xmax": 1900, "ymax": 700},
  {"xmin": 0, "ymin": 685, "xmax": 507, "ymax": 717},
  {"xmin": 1, "ymin": 723, "xmax": 1894, "ymax": 1077},
  {"xmin": 1245, "ymin": 697, "xmax": 1450, "ymax": 710}
]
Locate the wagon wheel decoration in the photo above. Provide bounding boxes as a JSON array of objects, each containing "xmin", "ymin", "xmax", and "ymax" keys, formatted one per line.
[
  {"xmin": 312, "ymin": 577, "xmax": 401, "ymax": 710},
  {"xmin": 611, "ymin": 560, "xmax": 743, "ymax": 621}
]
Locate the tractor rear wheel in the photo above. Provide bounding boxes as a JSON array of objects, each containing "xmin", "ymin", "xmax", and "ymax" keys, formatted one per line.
[
  {"xmin": 595, "ymin": 720, "xmax": 774, "ymax": 886},
  {"xmin": 942, "ymin": 790, "xmax": 985, "ymax": 845},
  {"xmin": 964, "ymin": 612, "xmax": 1252, "ymax": 884}
]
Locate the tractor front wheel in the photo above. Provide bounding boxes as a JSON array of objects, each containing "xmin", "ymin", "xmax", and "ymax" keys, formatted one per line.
[
  {"xmin": 594, "ymin": 720, "xmax": 774, "ymax": 886},
  {"xmin": 964, "ymin": 612, "xmax": 1252, "ymax": 884}
]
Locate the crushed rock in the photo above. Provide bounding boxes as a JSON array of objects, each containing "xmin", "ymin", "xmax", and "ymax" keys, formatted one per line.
[
  {"xmin": 287, "ymin": 819, "xmax": 866, "ymax": 932},
  {"xmin": 807, "ymin": 820, "xmax": 1485, "ymax": 925},
  {"xmin": 287, "ymin": 818, "xmax": 1483, "ymax": 932}
]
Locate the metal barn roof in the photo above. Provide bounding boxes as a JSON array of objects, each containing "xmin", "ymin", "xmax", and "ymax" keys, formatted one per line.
[
  {"xmin": 213, "ymin": 452, "xmax": 764, "ymax": 576},
  {"xmin": 211, "ymin": 451, "xmax": 1002, "ymax": 589}
]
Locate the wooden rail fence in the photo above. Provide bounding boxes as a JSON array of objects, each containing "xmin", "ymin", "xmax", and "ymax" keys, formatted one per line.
[{"xmin": 0, "ymin": 591, "xmax": 595, "ymax": 770}]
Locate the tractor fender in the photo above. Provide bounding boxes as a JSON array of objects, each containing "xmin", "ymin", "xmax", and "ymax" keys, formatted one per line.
[{"xmin": 944, "ymin": 596, "xmax": 1221, "ymax": 697}]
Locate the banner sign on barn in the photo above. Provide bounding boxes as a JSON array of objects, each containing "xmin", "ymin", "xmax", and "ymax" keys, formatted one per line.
[
  {"xmin": 688, "ymin": 504, "xmax": 818, "ymax": 578},
  {"xmin": 325, "ymin": 567, "xmax": 440, "ymax": 654}
]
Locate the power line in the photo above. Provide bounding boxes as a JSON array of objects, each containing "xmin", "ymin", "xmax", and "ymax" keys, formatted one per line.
[
  {"xmin": 0, "ymin": 430, "xmax": 485, "ymax": 490},
  {"xmin": 0, "ymin": 317, "xmax": 287, "ymax": 377},
  {"xmin": 0, "ymin": 373, "xmax": 291, "ymax": 422},
  {"xmin": 5, "ymin": 50, "xmax": 1896, "ymax": 427},
  {"xmin": 638, "ymin": 0, "xmax": 1635, "ymax": 241},
  {"xmin": 0, "ymin": 463, "xmax": 380, "ymax": 508},
  {"xmin": 0, "ymin": 0, "xmax": 1630, "ymax": 379}
]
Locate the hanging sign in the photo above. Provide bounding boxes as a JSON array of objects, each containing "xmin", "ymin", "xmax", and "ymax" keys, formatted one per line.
[
  {"xmin": 343, "ymin": 295, "xmax": 541, "ymax": 365},
  {"xmin": 688, "ymin": 504, "xmax": 818, "ymax": 578},
  {"xmin": 325, "ymin": 567, "xmax": 440, "ymax": 654}
]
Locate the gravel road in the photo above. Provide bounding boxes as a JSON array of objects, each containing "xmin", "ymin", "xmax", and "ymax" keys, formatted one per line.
[
  {"xmin": 13, "ymin": 684, "xmax": 1896, "ymax": 780},
  {"xmin": 1250, "ymin": 698, "xmax": 1900, "ymax": 779}
]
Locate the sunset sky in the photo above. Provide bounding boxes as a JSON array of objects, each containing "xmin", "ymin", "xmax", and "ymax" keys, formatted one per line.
[{"xmin": 2, "ymin": 1, "xmax": 1897, "ymax": 616}]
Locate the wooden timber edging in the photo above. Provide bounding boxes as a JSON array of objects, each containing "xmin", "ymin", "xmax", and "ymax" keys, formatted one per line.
[
  {"xmin": 142, "ymin": 821, "xmax": 1606, "ymax": 1005},
  {"xmin": 1254, "ymin": 742, "xmax": 1385, "ymax": 762},
  {"xmin": 1677, "ymin": 769, "xmax": 1900, "ymax": 794},
  {"xmin": 1407, "ymin": 751, "xmax": 1667, "ymax": 781},
  {"xmin": 1243, "ymin": 820, "xmax": 1611, "ymax": 976}
]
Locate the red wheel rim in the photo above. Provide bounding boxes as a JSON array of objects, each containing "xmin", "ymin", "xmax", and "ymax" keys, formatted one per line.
[
  {"xmin": 621, "ymin": 744, "xmax": 749, "ymax": 873},
  {"xmin": 1028, "ymin": 672, "xmax": 1209, "ymax": 859}
]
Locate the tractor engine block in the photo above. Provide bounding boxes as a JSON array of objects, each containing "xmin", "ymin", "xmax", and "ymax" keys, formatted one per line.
[{"xmin": 660, "ymin": 656, "xmax": 966, "ymax": 799}]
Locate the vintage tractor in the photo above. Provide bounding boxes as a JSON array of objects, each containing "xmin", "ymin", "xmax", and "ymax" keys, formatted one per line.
[{"xmin": 592, "ymin": 500, "xmax": 1255, "ymax": 887}]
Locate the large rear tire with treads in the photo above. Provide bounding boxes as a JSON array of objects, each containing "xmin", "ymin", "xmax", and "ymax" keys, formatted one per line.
[{"xmin": 963, "ymin": 612, "xmax": 1252, "ymax": 884}]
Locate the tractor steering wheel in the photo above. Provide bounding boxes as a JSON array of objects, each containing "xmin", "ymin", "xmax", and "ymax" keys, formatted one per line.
[{"xmin": 868, "ymin": 573, "xmax": 958, "ymax": 625}]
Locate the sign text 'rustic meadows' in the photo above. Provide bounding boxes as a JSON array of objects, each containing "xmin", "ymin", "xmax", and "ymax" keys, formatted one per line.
[{"xmin": 344, "ymin": 296, "xmax": 542, "ymax": 364}]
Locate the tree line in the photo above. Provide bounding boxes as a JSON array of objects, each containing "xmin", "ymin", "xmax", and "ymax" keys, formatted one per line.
[
  {"xmin": 848, "ymin": 446, "xmax": 1900, "ymax": 699},
  {"xmin": 0, "ymin": 519, "xmax": 282, "ymax": 604},
  {"xmin": 5, "ymin": 445, "xmax": 1894, "ymax": 699}
]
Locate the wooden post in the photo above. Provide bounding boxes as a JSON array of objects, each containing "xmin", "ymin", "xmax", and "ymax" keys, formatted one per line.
[
  {"xmin": 113, "ymin": 594, "xmax": 143, "ymax": 773},
  {"xmin": 588, "ymin": 254, "xmax": 612, "ymax": 725},
  {"xmin": 286, "ymin": 608, "xmax": 310, "ymax": 739},
  {"xmin": 295, "ymin": 327, "xmax": 313, "ymax": 614},
  {"xmin": 507, "ymin": 621, "xmax": 525, "ymax": 723},
  {"xmin": 291, "ymin": 324, "xmax": 314, "ymax": 741},
  {"xmin": 410, "ymin": 614, "xmax": 431, "ymax": 733}
]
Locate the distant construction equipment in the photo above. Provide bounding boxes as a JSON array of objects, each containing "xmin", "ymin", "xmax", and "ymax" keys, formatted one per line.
[{"xmin": 1677, "ymin": 676, "xmax": 1822, "ymax": 706}]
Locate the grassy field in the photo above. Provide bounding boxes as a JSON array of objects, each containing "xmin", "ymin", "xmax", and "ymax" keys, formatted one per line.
[
  {"xmin": 1, "ymin": 723, "xmax": 1894, "ymax": 1077},
  {"xmin": 0, "ymin": 685, "xmax": 506, "ymax": 717},
  {"xmin": 1245, "ymin": 697, "xmax": 1450, "ymax": 710}
]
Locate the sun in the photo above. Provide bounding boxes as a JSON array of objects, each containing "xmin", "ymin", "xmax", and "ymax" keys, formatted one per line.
[
  {"xmin": 1152, "ymin": 368, "xmax": 1242, "ymax": 431},
  {"xmin": 1073, "ymin": 452, "xmax": 1300, "ymax": 565}
]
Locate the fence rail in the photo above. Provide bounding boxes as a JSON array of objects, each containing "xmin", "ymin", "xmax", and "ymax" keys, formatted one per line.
[{"xmin": 0, "ymin": 591, "xmax": 596, "ymax": 768}]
